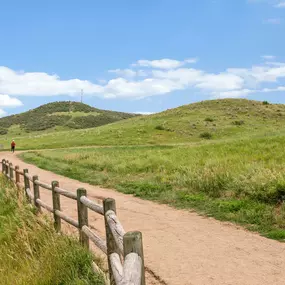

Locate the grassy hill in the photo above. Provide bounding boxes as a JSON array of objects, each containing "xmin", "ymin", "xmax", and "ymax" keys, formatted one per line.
[
  {"xmin": 17, "ymin": 98, "xmax": 285, "ymax": 240},
  {"xmin": 0, "ymin": 101, "xmax": 137, "ymax": 136},
  {"xmin": 2, "ymin": 98, "xmax": 285, "ymax": 150}
]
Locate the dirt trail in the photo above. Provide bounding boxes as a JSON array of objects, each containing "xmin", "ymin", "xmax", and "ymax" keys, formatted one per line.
[{"xmin": 2, "ymin": 152, "xmax": 285, "ymax": 285}]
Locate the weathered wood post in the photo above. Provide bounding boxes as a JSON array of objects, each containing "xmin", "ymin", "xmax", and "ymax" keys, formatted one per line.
[
  {"xmin": 33, "ymin": 175, "xmax": 41, "ymax": 213},
  {"xmin": 2, "ymin": 159, "xmax": 5, "ymax": 173},
  {"xmin": 23, "ymin": 169, "xmax": 31, "ymax": 202},
  {"xmin": 123, "ymin": 231, "xmax": 145, "ymax": 285},
  {"xmin": 15, "ymin": 166, "xmax": 20, "ymax": 184},
  {"xmin": 77, "ymin": 188, "xmax": 89, "ymax": 249},
  {"xmin": 5, "ymin": 160, "xmax": 9, "ymax": 176},
  {"xmin": 104, "ymin": 198, "xmax": 119, "ymax": 285},
  {"xmin": 9, "ymin": 163, "xmax": 14, "ymax": 181},
  {"xmin": 51, "ymin": 181, "xmax": 61, "ymax": 232}
]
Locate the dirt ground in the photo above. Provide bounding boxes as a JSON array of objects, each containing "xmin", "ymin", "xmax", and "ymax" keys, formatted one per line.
[{"xmin": 2, "ymin": 152, "xmax": 285, "ymax": 285}]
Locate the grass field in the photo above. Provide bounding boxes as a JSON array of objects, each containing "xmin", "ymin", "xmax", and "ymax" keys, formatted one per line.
[
  {"xmin": 21, "ymin": 133, "xmax": 285, "ymax": 240},
  {"xmin": 0, "ymin": 176, "xmax": 104, "ymax": 285},
  {"xmin": 2, "ymin": 99, "xmax": 285, "ymax": 150}
]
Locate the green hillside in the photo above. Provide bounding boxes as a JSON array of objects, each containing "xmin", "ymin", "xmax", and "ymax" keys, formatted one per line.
[
  {"xmin": 0, "ymin": 101, "xmax": 137, "ymax": 136},
  {"xmin": 2, "ymin": 98, "xmax": 285, "ymax": 150}
]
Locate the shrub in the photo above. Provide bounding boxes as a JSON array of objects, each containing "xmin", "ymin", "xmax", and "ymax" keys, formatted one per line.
[
  {"xmin": 155, "ymin": 125, "xmax": 165, "ymax": 131},
  {"xmin": 205, "ymin": 117, "xmax": 214, "ymax": 122},
  {"xmin": 262, "ymin": 101, "xmax": 270, "ymax": 105},
  {"xmin": 155, "ymin": 125, "xmax": 172, "ymax": 131},
  {"xmin": 232, "ymin": 120, "xmax": 244, "ymax": 126},
  {"xmin": 199, "ymin": 132, "xmax": 212, "ymax": 139},
  {"xmin": 0, "ymin": 128, "xmax": 8, "ymax": 135}
]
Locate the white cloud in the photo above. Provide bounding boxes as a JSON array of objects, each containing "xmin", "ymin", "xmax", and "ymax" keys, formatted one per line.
[
  {"xmin": 109, "ymin": 69, "xmax": 137, "ymax": 78},
  {"xmin": 249, "ymin": 0, "xmax": 285, "ymax": 8},
  {"xmin": 0, "ymin": 109, "xmax": 7, "ymax": 117},
  {"xmin": 1, "ymin": 55, "xmax": 285, "ymax": 101},
  {"xmin": 213, "ymin": 86, "xmax": 285, "ymax": 99},
  {"xmin": 264, "ymin": 61, "xmax": 285, "ymax": 66},
  {"xmin": 212, "ymin": 89, "xmax": 254, "ymax": 99},
  {"xmin": 133, "ymin": 111, "xmax": 154, "ymax": 115},
  {"xmin": 108, "ymin": 69, "xmax": 147, "ymax": 78},
  {"xmin": 0, "ymin": 94, "xmax": 23, "ymax": 107},
  {"xmin": 0, "ymin": 66, "xmax": 103, "ymax": 96},
  {"xmin": 195, "ymin": 73, "xmax": 244, "ymax": 91},
  {"xmin": 262, "ymin": 55, "xmax": 276, "ymax": 60},
  {"xmin": 275, "ymin": 1, "xmax": 285, "ymax": 8},
  {"xmin": 132, "ymin": 58, "xmax": 198, "ymax": 69},
  {"xmin": 265, "ymin": 18, "xmax": 282, "ymax": 24}
]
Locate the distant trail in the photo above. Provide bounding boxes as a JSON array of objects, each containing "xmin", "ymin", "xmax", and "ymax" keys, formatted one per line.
[{"xmin": 2, "ymin": 151, "xmax": 285, "ymax": 285}]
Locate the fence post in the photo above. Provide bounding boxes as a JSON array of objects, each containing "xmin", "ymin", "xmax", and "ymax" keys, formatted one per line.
[
  {"xmin": 2, "ymin": 159, "xmax": 5, "ymax": 173},
  {"xmin": 15, "ymin": 166, "xmax": 20, "ymax": 184},
  {"xmin": 6, "ymin": 160, "xmax": 9, "ymax": 176},
  {"xmin": 33, "ymin": 175, "xmax": 41, "ymax": 213},
  {"xmin": 9, "ymin": 163, "xmax": 13, "ymax": 181},
  {"xmin": 123, "ymin": 231, "xmax": 145, "ymax": 285},
  {"xmin": 23, "ymin": 169, "xmax": 31, "ymax": 202},
  {"xmin": 52, "ymin": 181, "xmax": 61, "ymax": 232},
  {"xmin": 77, "ymin": 188, "xmax": 89, "ymax": 249},
  {"xmin": 103, "ymin": 198, "xmax": 119, "ymax": 285}
]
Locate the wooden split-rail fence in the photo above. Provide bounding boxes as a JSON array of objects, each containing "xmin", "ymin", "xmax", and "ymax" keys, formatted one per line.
[{"xmin": 1, "ymin": 159, "xmax": 145, "ymax": 285}]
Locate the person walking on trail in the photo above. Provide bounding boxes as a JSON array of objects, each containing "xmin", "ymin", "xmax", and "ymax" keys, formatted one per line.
[{"xmin": 11, "ymin": 140, "xmax": 16, "ymax": 153}]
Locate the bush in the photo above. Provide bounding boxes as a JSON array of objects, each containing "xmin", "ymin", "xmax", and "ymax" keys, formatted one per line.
[
  {"xmin": 155, "ymin": 125, "xmax": 165, "ymax": 131},
  {"xmin": 262, "ymin": 101, "xmax": 270, "ymax": 105},
  {"xmin": 155, "ymin": 125, "xmax": 172, "ymax": 131},
  {"xmin": 232, "ymin": 120, "xmax": 244, "ymax": 126},
  {"xmin": 205, "ymin": 117, "xmax": 214, "ymax": 122},
  {"xmin": 0, "ymin": 128, "xmax": 8, "ymax": 135},
  {"xmin": 199, "ymin": 132, "xmax": 212, "ymax": 139}
]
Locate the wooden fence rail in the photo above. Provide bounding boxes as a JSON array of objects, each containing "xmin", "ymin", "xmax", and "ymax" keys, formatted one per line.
[{"xmin": 1, "ymin": 159, "xmax": 145, "ymax": 285}]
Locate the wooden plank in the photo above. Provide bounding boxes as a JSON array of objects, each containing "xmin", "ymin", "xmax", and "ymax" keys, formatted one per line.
[
  {"xmin": 77, "ymin": 188, "xmax": 89, "ymax": 248},
  {"xmin": 2, "ymin": 159, "xmax": 5, "ymax": 173},
  {"xmin": 104, "ymin": 198, "xmax": 120, "ymax": 285},
  {"xmin": 54, "ymin": 186, "xmax": 77, "ymax": 200},
  {"xmin": 123, "ymin": 232, "xmax": 145, "ymax": 285},
  {"xmin": 23, "ymin": 169, "xmax": 31, "ymax": 203},
  {"xmin": 9, "ymin": 163, "xmax": 14, "ymax": 181},
  {"xmin": 82, "ymin": 225, "xmax": 107, "ymax": 254},
  {"xmin": 26, "ymin": 188, "xmax": 34, "ymax": 200},
  {"xmin": 5, "ymin": 160, "xmax": 9, "ymax": 176},
  {"xmin": 80, "ymin": 196, "xmax": 104, "ymax": 215},
  {"xmin": 35, "ymin": 180, "xmax": 52, "ymax": 191},
  {"xmin": 52, "ymin": 181, "xmax": 61, "ymax": 232},
  {"xmin": 24, "ymin": 173, "xmax": 33, "ymax": 182},
  {"xmin": 33, "ymin": 175, "xmax": 41, "ymax": 213},
  {"xmin": 36, "ymin": 198, "xmax": 54, "ymax": 213},
  {"xmin": 110, "ymin": 253, "xmax": 123, "ymax": 284},
  {"xmin": 122, "ymin": 253, "xmax": 142, "ymax": 285},
  {"xmin": 15, "ymin": 166, "xmax": 20, "ymax": 184},
  {"xmin": 106, "ymin": 210, "xmax": 125, "ymax": 255},
  {"xmin": 55, "ymin": 210, "xmax": 79, "ymax": 228}
]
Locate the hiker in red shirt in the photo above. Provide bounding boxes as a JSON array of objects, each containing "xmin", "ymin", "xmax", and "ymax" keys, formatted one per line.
[{"xmin": 11, "ymin": 140, "xmax": 16, "ymax": 153}]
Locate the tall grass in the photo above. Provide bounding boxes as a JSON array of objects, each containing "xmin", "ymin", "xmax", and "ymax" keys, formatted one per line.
[
  {"xmin": 21, "ymin": 135, "xmax": 285, "ymax": 240},
  {"xmin": 0, "ymin": 176, "xmax": 105, "ymax": 285}
]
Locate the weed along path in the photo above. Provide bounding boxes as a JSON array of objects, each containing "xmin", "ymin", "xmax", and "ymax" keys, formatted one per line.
[{"xmin": 3, "ymin": 152, "xmax": 285, "ymax": 285}]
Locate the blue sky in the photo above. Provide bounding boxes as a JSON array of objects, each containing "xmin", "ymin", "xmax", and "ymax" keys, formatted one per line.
[{"xmin": 0, "ymin": 0, "xmax": 284, "ymax": 116}]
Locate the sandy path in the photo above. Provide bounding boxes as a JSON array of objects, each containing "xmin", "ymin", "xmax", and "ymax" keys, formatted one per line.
[{"xmin": 2, "ymin": 152, "xmax": 285, "ymax": 285}]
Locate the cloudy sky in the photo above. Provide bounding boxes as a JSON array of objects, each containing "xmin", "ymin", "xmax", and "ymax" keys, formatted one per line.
[{"xmin": 0, "ymin": 0, "xmax": 285, "ymax": 116}]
